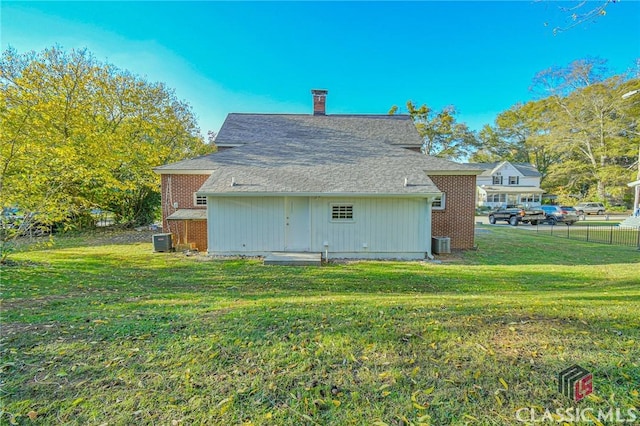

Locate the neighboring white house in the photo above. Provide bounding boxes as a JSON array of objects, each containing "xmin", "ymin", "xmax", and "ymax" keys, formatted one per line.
[{"xmin": 467, "ymin": 161, "xmax": 544, "ymax": 208}]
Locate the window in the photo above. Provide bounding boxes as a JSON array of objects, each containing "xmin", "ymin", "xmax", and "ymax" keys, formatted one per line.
[
  {"xmin": 520, "ymin": 194, "xmax": 541, "ymax": 203},
  {"xmin": 509, "ymin": 176, "xmax": 520, "ymax": 185},
  {"xmin": 492, "ymin": 175, "xmax": 503, "ymax": 185},
  {"xmin": 488, "ymin": 194, "xmax": 506, "ymax": 203},
  {"xmin": 432, "ymin": 194, "xmax": 446, "ymax": 210},
  {"xmin": 194, "ymin": 194, "xmax": 207, "ymax": 206},
  {"xmin": 331, "ymin": 204, "xmax": 353, "ymax": 221}
]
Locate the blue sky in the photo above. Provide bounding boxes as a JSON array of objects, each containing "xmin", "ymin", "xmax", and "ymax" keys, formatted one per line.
[{"xmin": 2, "ymin": 1, "xmax": 639, "ymax": 136}]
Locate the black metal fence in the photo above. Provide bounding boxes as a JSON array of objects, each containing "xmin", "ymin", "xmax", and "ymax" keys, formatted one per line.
[{"xmin": 536, "ymin": 224, "xmax": 640, "ymax": 248}]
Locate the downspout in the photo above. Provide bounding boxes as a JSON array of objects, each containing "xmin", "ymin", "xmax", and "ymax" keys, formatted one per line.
[
  {"xmin": 426, "ymin": 196, "xmax": 434, "ymax": 260},
  {"xmin": 206, "ymin": 196, "xmax": 212, "ymax": 256}
]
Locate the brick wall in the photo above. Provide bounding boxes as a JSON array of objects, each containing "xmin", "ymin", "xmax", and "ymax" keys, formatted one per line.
[
  {"xmin": 160, "ymin": 174, "xmax": 210, "ymax": 251},
  {"xmin": 428, "ymin": 175, "xmax": 477, "ymax": 250},
  {"xmin": 166, "ymin": 219, "xmax": 208, "ymax": 252}
]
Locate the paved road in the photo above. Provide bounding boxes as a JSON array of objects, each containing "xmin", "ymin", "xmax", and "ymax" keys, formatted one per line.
[{"xmin": 475, "ymin": 214, "xmax": 630, "ymax": 226}]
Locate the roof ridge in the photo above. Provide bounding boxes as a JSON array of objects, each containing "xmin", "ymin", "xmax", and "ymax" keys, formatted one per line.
[{"xmin": 226, "ymin": 113, "xmax": 412, "ymax": 118}]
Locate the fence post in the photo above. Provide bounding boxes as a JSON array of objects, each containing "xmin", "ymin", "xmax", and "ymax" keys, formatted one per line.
[
  {"xmin": 609, "ymin": 225, "xmax": 613, "ymax": 245},
  {"xmin": 586, "ymin": 225, "xmax": 589, "ymax": 243}
]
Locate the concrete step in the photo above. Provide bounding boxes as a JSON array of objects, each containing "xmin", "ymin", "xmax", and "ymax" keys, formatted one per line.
[
  {"xmin": 264, "ymin": 252, "xmax": 322, "ymax": 266},
  {"xmin": 619, "ymin": 216, "xmax": 640, "ymax": 229}
]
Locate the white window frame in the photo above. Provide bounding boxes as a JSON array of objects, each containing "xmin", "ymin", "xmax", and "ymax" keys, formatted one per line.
[
  {"xmin": 194, "ymin": 193, "xmax": 207, "ymax": 206},
  {"xmin": 492, "ymin": 175, "xmax": 503, "ymax": 185},
  {"xmin": 509, "ymin": 176, "xmax": 520, "ymax": 185},
  {"xmin": 330, "ymin": 204, "xmax": 354, "ymax": 222},
  {"xmin": 432, "ymin": 194, "xmax": 446, "ymax": 210}
]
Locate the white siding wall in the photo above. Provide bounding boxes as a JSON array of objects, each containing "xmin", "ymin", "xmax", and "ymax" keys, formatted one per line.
[
  {"xmin": 207, "ymin": 196, "xmax": 430, "ymax": 259},
  {"xmin": 310, "ymin": 197, "xmax": 428, "ymax": 258},
  {"xmin": 477, "ymin": 175, "xmax": 539, "ymax": 187},
  {"xmin": 476, "ymin": 163, "xmax": 540, "ymax": 188},
  {"xmin": 208, "ymin": 197, "xmax": 285, "ymax": 253}
]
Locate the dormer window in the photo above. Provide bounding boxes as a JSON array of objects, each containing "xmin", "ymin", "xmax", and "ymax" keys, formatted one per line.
[{"xmin": 492, "ymin": 175, "xmax": 503, "ymax": 185}]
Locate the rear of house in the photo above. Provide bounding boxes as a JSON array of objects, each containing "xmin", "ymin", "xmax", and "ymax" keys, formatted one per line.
[{"xmin": 155, "ymin": 90, "xmax": 480, "ymax": 258}]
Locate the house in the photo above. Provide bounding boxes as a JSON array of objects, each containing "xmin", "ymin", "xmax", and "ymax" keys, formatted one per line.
[
  {"xmin": 154, "ymin": 90, "xmax": 481, "ymax": 259},
  {"xmin": 468, "ymin": 161, "xmax": 544, "ymax": 208}
]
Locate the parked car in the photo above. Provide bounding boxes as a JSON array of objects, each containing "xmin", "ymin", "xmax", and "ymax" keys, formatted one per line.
[
  {"xmin": 488, "ymin": 204, "xmax": 546, "ymax": 226},
  {"xmin": 575, "ymin": 202, "xmax": 606, "ymax": 215},
  {"xmin": 540, "ymin": 205, "xmax": 578, "ymax": 225}
]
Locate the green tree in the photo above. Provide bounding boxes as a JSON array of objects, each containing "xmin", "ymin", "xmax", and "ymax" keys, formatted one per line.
[
  {"xmin": 0, "ymin": 46, "xmax": 212, "ymax": 257},
  {"xmin": 471, "ymin": 100, "xmax": 561, "ymax": 185},
  {"xmin": 533, "ymin": 60, "xmax": 639, "ymax": 202},
  {"xmin": 472, "ymin": 59, "xmax": 638, "ymax": 205},
  {"xmin": 389, "ymin": 101, "xmax": 477, "ymax": 161}
]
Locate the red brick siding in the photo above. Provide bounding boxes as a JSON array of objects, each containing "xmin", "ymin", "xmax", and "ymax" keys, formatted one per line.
[
  {"xmin": 160, "ymin": 174, "xmax": 210, "ymax": 251},
  {"xmin": 166, "ymin": 219, "xmax": 208, "ymax": 252},
  {"xmin": 429, "ymin": 175, "xmax": 476, "ymax": 250}
]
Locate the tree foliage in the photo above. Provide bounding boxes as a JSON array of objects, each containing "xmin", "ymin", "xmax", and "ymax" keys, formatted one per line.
[
  {"xmin": 533, "ymin": 60, "xmax": 638, "ymax": 201},
  {"xmin": 538, "ymin": 0, "xmax": 618, "ymax": 35},
  {"xmin": 471, "ymin": 100, "xmax": 561, "ymax": 185},
  {"xmin": 0, "ymin": 46, "xmax": 212, "ymax": 238},
  {"xmin": 389, "ymin": 101, "xmax": 477, "ymax": 161},
  {"xmin": 473, "ymin": 59, "xmax": 639, "ymax": 205}
]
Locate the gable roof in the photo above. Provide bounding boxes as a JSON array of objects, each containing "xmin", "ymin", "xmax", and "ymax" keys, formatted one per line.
[
  {"xmin": 466, "ymin": 161, "xmax": 541, "ymax": 177},
  {"xmin": 215, "ymin": 113, "xmax": 423, "ymax": 148},
  {"xmin": 157, "ymin": 113, "xmax": 481, "ymax": 196}
]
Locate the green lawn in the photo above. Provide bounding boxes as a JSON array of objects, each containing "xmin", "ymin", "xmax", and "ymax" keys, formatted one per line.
[{"xmin": 1, "ymin": 228, "xmax": 639, "ymax": 425}]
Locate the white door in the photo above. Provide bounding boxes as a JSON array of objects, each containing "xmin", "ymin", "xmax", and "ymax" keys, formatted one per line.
[{"xmin": 285, "ymin": 197, "xmax": 310, "ymax": 251}]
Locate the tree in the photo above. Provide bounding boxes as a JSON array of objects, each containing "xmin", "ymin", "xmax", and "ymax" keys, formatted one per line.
[
  {"xmin": 538, "ymin": 0, "xmax": 618, "ymax": 35},
  {"xmin": 0, "ymin": 46, "xmax": 212, "ymax": 258},
  {"xmin": 389, "ymin": 101, "xmax": 477, "ymax": 161},
  {"xmin": 472, "ymin": 59, "xmax": 639, "ymax": 205},
  {"xmin": 470, "ymin": 100, "xmax": 561, "ymax": 185},
  {"xmin": 532, "ymin": 59, "xmax": 639, "ymax": 202}
]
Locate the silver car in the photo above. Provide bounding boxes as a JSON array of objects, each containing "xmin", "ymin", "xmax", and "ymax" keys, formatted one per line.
[
  {"xmin": 540, "ymin": 205, "xmax": 579, "ymax": 225},
  {"xmin": 575, "ymin": 202, "xmax": 606, "ymax": 215}
]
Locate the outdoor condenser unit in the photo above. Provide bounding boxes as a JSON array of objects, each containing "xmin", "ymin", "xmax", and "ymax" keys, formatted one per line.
[
  {"xmin": 432, "ymin": 237, "xmax": 451, "ymax": 254},
  {"xmin": 153, "ymin": 233, "xmax": 173, "ymax": 252}
]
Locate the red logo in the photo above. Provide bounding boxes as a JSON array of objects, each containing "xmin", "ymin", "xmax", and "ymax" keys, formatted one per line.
[
  {"xmin": 559, "ymin": 365, "xmax": 593, "ymax": 402},
  {"xmin": 573, "ymin": 373, "xmax": 593, "ymax": 402}
]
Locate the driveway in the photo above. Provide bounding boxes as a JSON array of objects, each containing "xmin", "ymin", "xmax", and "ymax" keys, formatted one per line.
[{"xmin": 475, "ymin": 214, "xmax": 629, "ymax": 226}]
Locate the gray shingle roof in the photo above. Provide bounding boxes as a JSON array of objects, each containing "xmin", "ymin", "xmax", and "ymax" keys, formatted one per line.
[
  {"xmin": 157, "ymin": 113, "xmax": 481, "ymax": 195},
  {"xmin": 215, "ymin": 113, "xmax": 423, "ymax": 147},
  {"xmin": 480, "ymin": 186, "xmax": 544, "ymax": 194},
  {"xmin": 154, "ymin": 153, "xmax": 218, "ymax": 172},
  {"xmin": 166, "ymin": 209, "xmax": 207, "ymax": 220}
]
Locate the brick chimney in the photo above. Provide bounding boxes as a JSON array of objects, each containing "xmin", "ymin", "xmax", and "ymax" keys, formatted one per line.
[{"xmin": 311, "ymin": 89, "xmax": 328, "ymax": 115}]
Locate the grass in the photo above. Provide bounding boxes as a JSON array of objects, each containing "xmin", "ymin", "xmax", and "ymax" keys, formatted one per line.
[
  {"xmin": 531, "ymin": 223, "xmax": 640, "ymax": 247},
  {"xmin": 1, "ymin": 227, "xmax": 639, "ymax": 425}
]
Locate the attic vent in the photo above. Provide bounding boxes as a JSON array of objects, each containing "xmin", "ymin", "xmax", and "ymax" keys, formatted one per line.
[{"xmin": 331, "ymin": 204, "xmax": 353, "ymax": 220}]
